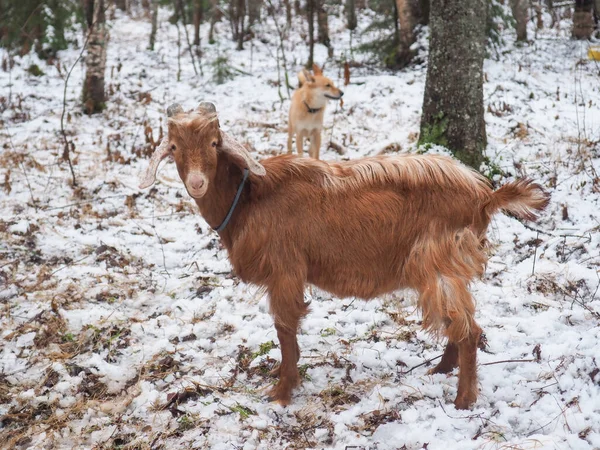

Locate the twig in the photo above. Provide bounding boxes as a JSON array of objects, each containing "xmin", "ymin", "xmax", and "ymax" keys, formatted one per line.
[
  {"xmin": 481, "ymin": 358, "xmax": 536, "ymax": 366},
  {"xmin": 174, "ymin": 0, "xmax": 200, "ymax": 77},
  {"xmin": 60, "ymin": 27, "xmax": 95, "ymax": 187},
  {"xmin": 531, "ymin": 231, "xmax": 539, "ymax": 275},
  {"xmin": 399, "ymin": 354, "xmax": 442, "ymax": 375},
  {"xmin": 151, "ymin": 204, "xmax": 171, "ymax": 277},
  {"xmin": 265, "ymin": 0, "xmax": 291, "ymax": 99}
]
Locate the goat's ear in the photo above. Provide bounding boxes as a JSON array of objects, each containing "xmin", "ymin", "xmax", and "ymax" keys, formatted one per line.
[
  {"xmin": 312, "ymin": 63, "xmax": 323, "ymax": 76},
  {"xmin": 197, "ymin": 101, "xmax": 217, "ymax": 114},
  {"xmin": 219, "ymin": 131, "xmax": 266, "ymax": 177},
  {"xmin": 139, "ymin": 135, "xmax": 171, "ymax": 188},
  {"xmin": 301, "ymin": 69, "xmax": 315, "ymax": 84},
  {"xmin": 167, "ymin": 103, "xmax": 184, "ymax": 117}
]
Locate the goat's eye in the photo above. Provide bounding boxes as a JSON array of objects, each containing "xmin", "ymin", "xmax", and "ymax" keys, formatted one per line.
[
  {"xmin": 326, "ymin": 84, "xmax": 331, "ymax": 87},
  {"xmin": 170, "ymin": 145, "xmax": 176, "ymax": 152},
  {"xmin": 211, "ymin": 141, "xmax": 217, "ymax": 148}
]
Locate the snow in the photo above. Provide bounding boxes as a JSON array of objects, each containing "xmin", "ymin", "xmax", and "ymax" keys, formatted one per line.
[{"xmin": 1, "ymin": 5, "xmax": 600, "ymax": 450}]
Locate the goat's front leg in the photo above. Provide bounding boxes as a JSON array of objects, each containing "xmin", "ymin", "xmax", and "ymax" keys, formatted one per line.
[{"xmin": 266, "ymin": 279, "xmax": 308, "ymax": 405}]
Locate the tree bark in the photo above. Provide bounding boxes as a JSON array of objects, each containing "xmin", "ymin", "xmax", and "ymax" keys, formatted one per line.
[
  {"xmin": 395, "ymin": 0, "xmax": 417, "ymax": 67},
  {"xmin": 346, "ymin": 0, "xmax": 357, "ymax": 30},
  {"xmin": 307, "ymin": 0, "xmax": 315, "ymax": 67},
  {"xmin": 83, "ymin": 0, "xmax": 108, "ymax": 115},
  {"xmin": 510, "ymin": 0, "xmax": 529, "ymax": 41},
  {"xmin": 317, "ymin": 0, "xmax": 332, "ymax": 56},
  {"xmin": 573, "ymin": 0, "xmax": 594, "ymax": 39},
  {"xmin": 248, "ymin": 0, "xmax": 262, "ymax": 28},
  {"xmin": 283, "ymin": 0, "xmax": 292, "ymax": 27},
  {"xmin": 419, "ymin": 0, "xmax": 487, "ymax": 169},
  {"xmin": 149, "ymin": 0, "xmax": 158, "ymax": 50},
  {"xmin": 193, "ymin": 0, "xmax": 203, "ymax": 46},
  {"xmin": 209, "ymin": 0, "xmax": 220, "ymax": 44}
]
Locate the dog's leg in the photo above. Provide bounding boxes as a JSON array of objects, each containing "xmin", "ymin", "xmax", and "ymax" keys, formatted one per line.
[
  {"xmin": 296, "ymin": 131, "xmax": 305, "ymax": 157},
  {"xmin": 309, "ymin": 129, "xmax": 321, "ymax": 159},
  {"xmin": 287, "ymin": 127, "xmax": 294, "ymax": 154}
]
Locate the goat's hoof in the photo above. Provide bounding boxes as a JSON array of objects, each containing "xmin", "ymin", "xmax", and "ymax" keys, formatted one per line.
[
  {"xmin": 266, "ymin": 384, "xmax": 292, "ymax": 406},
  {"xmin": 453, "ymin": 394, "xmax": 476, "ymax": 410},
  {"xmin": 269, "ymin": 364, "xmax": 281, "ymax": 377},
  {"xmin": 427, "ymin": 362, "xmax": 457, "ymax": 375}
]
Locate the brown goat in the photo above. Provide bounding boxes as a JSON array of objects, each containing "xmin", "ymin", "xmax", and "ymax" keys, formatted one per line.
[{"xmin": 140, "ymin": 102, "xmax": 549, "ymax": 410}]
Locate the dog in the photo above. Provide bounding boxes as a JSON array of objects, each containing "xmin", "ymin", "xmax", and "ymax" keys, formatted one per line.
[{"xmin": 287, "ymin": 64, "xmax": 343, "ymax": 159}]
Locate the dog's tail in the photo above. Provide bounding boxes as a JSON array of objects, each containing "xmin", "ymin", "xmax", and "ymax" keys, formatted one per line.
[{"xmin": 487, "ymin": 179, "xmax": 549, "ymax": 221}]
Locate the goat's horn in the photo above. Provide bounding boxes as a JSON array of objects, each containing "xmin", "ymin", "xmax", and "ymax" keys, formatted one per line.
[
  {"xmin": 167, "ymin": 103, "xmax": 183, "ymax": 117},
  {"xmin": 139, "ymin": 135, "xmax": 170, "ymax": 189},
  {"xmin": 219, "ymin": 131, "xmax": 266, "ymax": 177},
  {"xmin": 197, "ymin": 101, "xmax": 217, "ymax": 113}
]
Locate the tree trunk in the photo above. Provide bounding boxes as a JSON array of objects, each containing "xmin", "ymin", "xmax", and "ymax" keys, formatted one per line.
[
  {"xmin": 283, "ymin": 0, "xmax": 292, "ymax": 27},
  {"xmin": 395, "ymin": 0, "xmax": 417, "ymax": 67},
  {"xmin": 248, "ymin": 0, "xmax": 262, "ymax": 27},
  {"xmin": 419, "ymin": 0, "xmax": 487, "ymax": 169},
  {"xmin": 193, "ymin": 0, "xmax": 202, "ymax": 46},
  {"xmin": 346, "ymin": 0, "xmax": 357, "ymax": 30},
  {"xmin": 149, "ymin": 0, "xmax": 158, "ymax": 50},
  {"xmin": 573, "ymin": 0, "xmax": 594, "ymax": 39},
  {"xmin": 317, "ymin": 1, "xmax": 332, "ymax": 56},
  {"xmin": 307, "ymin": 0, "xmax": 315, "ymax": 67},
  {"xmin": 115, "ymin": 0, "xmax": 126, "ymax": 10},
  {"xmin": 209, "ymin": 0, "xmax": 220, "ymax": 44},
  {"xmin": 83, "ymin": 0, "xmax": 109, "ymax": 115},
  {"xmin": 237, "ymin": 0, "xmax": 245, "ymax": 50},
  {"xmin": 510, "ymin": 0, "xmax": 529, "ymax": 41}
]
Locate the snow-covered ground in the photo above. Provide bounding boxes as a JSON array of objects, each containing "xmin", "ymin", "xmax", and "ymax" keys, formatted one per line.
[{"xmin": 1, "ymin": 5, "xmax": 600, "ymax": 449}]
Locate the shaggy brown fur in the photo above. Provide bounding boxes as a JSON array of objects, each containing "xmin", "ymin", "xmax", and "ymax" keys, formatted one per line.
[{"xmin": 141, "ymin": 105, "xmax": 550, "ymax": 410}]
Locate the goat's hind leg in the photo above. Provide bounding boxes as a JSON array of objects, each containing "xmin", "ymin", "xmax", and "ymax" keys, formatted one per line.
[
  {"xmin": 428, "ymin": 341, "xmax": 459, "ymax": 374},
  {"xmin": 420, "ymin": 275, "xmax": 481, "ymax": 409}
]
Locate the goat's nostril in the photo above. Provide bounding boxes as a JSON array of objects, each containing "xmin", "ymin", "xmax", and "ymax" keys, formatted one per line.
[{"xmin": 339, "ymin": 91, "xmax": 344, "ymax": 97}]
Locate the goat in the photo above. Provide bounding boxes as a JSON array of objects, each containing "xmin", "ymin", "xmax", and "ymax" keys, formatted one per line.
[{"xmin": 140, "ymin": 102, "xmax": 549, "ymax": 409}]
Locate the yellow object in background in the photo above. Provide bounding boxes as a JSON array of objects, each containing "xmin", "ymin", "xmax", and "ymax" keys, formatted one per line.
[{"xmin": 589, "ymin": 47, "xmax": 600, "ymax": 61}]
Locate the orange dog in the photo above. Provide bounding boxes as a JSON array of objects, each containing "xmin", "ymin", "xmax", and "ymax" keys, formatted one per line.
[{"xmin": 287, "ymin": 64, "xmax": 343, "ymax": 159}]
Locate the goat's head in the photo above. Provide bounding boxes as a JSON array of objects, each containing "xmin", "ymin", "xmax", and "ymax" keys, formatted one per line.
[{"xmin": 139, "ymin": 102, "xmax": 265, "ymax": 198}]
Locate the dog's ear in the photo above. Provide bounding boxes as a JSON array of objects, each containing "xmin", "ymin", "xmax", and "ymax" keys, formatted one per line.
[
  {"xmin": 301, "ymin": 69, "xmax": 315, "ymax": 84},
  {"xmin": 312, "ymin": 63, "xmax": 323, "ymax": 76}
]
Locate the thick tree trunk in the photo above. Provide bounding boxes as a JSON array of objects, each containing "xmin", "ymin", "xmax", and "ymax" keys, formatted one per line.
[
  {"xmin": 573, "ymin": 0, "xmax": 594, "ymax": 39},
  {"xmin": 83, "ymin": 0, "xmax": 108, "ymax": 115},
  {"xmin": 115, "ymin": 0, "xmax": 126, "ymax": 11},
  {"xmin": 149, "ymin": 0, "xmax": 158, "ymax": 50},
  {"xmin": 307, "ymin": 0, "xmax": 315, "ymax": 67},
  {"xmin": 395, "ymin": 0, "xmax": 417, "ymax": 67},
  {"xmin": 209, "ymin": 0, "xmax": 220, "ymax": 44},
  {"xmin": 346, "ymin": 0, "xmax": 357, "ymax": 30},
  {"xmin": 510, "ymin": 0, "xmax": 529, "ymax": 41},
  {"xmin": 248, "ymin": 0, "xmax": 262, "ymax": 27},
  {"xmin": 419, "ymin": 0, "xmax": 487, "ymax": 169},
  {"xmin": 237, "ymin": 0, "xmax": 245, "ymax": 49},
  {"xmin": 317, "ymin": 1, "xmax": 332, "ymax": 56},
  {"xmin": 283, "ymin": 0, "xmax": 292, "ymax": 27},
  {"xmin": 193, "ymin": 0, "xmax": 202, "ymax": 46}
]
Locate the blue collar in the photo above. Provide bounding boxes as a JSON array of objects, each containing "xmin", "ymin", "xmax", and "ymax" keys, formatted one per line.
[{"xmin": 213, "ymin": 168, "xmax": 249, "ymax": 232}]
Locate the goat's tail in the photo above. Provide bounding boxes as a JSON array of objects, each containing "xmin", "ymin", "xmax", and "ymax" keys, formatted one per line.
[{"xmin": 487, "ymin": 179, "xmax": 549, "ymax": 221}]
